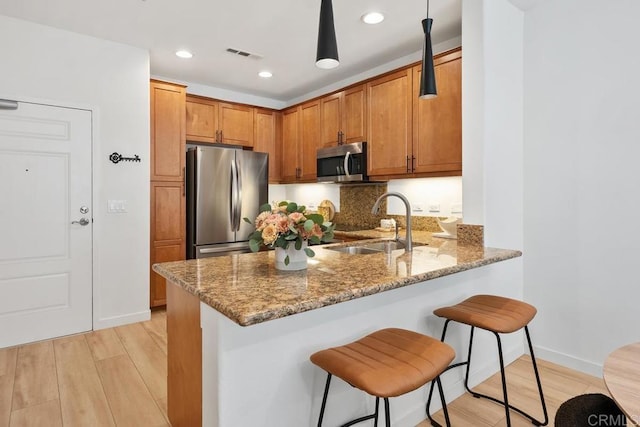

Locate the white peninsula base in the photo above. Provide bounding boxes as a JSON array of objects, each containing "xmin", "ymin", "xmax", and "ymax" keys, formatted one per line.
[{"xmin": 174, "ymin": 260, "xmax": 526, "ymax": 427}]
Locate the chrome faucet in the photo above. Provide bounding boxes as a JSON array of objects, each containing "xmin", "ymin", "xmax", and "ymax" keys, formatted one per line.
[{"xmin": 371, "ymin": 192, "xmax": 412, "ymax": 252}]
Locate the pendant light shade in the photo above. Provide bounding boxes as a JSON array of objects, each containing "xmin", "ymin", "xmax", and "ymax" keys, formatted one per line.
[
  {"xmin": 316, "ymin": 0, "xmax": 339, "ymax": 69},
  {"xmin": 420, "ymin": 17, "xmax": 437, "ymax": 99}
]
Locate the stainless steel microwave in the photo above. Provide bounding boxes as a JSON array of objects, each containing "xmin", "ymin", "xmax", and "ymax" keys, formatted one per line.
[{"xmin": 316, "ymin": 142, "xmax": 368, "ymax": 183}]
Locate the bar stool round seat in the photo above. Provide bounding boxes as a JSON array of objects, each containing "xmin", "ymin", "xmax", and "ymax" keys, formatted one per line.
[
  {"xmin": 311, "ymin": 328, "xmax": 455, "ymax": 427},
  {"xmin": 433, "ymin": 294, "xmax": 537, "ymax": 333},
  {"xmin": 426, "ymin": 294, "xmax": 549, "ymax": 427}
]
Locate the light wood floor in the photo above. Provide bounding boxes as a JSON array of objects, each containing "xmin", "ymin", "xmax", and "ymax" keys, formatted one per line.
[
  {"xmin": 0, "ymin": 310, "xmax": 169, "ymax": 427},
  {"xmin": 422, "ymin": 355, "xmax": 610, "ymax": 427},
  {"xmin": 0, "ymin": 310, "xmax": 610, "ymax": 426}
]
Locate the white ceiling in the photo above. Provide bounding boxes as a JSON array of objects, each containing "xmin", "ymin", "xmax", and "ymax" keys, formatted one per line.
[{"xmin": 0, "ymin": 0, "xmax": 462, "ymax": 102}]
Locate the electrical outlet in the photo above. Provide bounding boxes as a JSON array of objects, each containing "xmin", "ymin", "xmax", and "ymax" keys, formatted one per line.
[
  {"xmin": 451, "ymin": 203, "xmax": 463, "ymax": 214},
  {"xmin": 307, "ymin": 201, "xmax": 317, "ymax": 210},
  {"xmin": 428, "ymin": 204, "xmax": 440, "ymax": 212},
  {"xmin": 412, "ymin": 203, "xmax": 424, "ymax": 212}
]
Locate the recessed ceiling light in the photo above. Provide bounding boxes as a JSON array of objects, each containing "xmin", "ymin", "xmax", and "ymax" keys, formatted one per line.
[
  {"xmin": 258, "ymin": 71, "xmax": 273, "ymax": 78},
  {"xmin": 175, "ymin": 50, "xmax": 193, "ymax": 59},
  {"xmin": 361, "ymin": 12, "xmax": 385, "ymax": 25}
]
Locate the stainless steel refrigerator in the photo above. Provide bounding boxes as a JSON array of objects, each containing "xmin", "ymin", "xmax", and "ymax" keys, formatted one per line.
[{"xmin": 186, "ymin": 145, "xmax": 268, "ymax": 259}]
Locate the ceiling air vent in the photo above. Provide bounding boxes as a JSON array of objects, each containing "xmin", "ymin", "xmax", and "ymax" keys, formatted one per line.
[{"xmin": 226, "ymin": 48, "xmax": 262, "ymax": 59}]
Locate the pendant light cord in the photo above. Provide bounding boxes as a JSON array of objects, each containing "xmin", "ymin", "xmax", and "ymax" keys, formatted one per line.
[{"xmin": 427, "ymin": 0, "xmax": 430, "ymax": 19}]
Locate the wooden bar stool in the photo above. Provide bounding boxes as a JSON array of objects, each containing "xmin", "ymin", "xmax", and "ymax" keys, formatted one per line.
[
  {"xmin": 426, "ymin": 295, "xmax": 549, "ymax": 427},
  {"xmin": 310, "ymin": 328, "xmax": 455, "ymax": 427}
]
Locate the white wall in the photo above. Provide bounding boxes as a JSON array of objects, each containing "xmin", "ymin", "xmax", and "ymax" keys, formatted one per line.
[
  {"xmin": 0, "ymin": 15, "xmax": 151, "ymax": 329},
  {"xmin": 463, "ymin": 0, "xmax": 524, "ymax": 250},
  {"xmin": 522, "ymin": 0, "xmax": 640, "ymax": 375},
  {"xmin": 457, "ymin": 0, "xmax": 526, "ymax": 371}
]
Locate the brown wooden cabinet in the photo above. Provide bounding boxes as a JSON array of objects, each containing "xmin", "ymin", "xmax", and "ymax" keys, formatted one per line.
[
  {"xmin": 319, "ymin": 85, "xmax": 367, "ymax": 148},
  {"xmin": 185, "ymin": 97, "xmax": 218, "ymax": 142},
  {"xmin": 280, "ymin": 101, "xmax": 320, "ymax": 183},
  {"xmin": 412, "ymin": 49, "xmax": 462, "ymax": 174},
  {"xmin": 151, "ymin": 80, "xmax": 186, "ymax": 181},
  {"xmin": 299, "ymin": 100, "xmax": 320, "ymax": 181},
  {"xmin": 186, "ymin": 95, "xmax": 254, "ymax": 147},
  {"xmin": 150, "ymin": 182, "xmax": 185, "ymax": 307},
  {"xmin": 366, "ymin": 69, "xmax": 413, "ymax": 177},
  {"xmin": 254, "ymin": 108, "xmax": 281, "ymax": 183},
  {"xmin": 150, "ymin": 80, "xmax": 186, "ymax": 308},
  {"xmin": 281, "ymin": 107, "xmax": 300, "ymax": 182},
  {"xmin": 367, "ymin": 48, "xmax": 462, "ymax": 179}
]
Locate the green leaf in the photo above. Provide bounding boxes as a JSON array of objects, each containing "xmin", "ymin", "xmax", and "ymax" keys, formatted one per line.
[
  {"xmin": 275, "ymin": 236, "xmax": 287, "ymax": 247},
  {"xmin": 248, "ymin": 239, "xmax": 261, "ymax": 253},
  {"xmin": 306, "ymin": 213, "xmax": 324, "ymax": 225},
  {"xmin": 295, "ymin": 239, "xmax": 302, "ymax": 250},
  {"xmin": 297, "ymin": 205, "xmax": 306, "ymax": 213},
  {"xmin": 249, "ymin": 231, "xmax": 262, "ymax": 240},
  {"xmin": 304, "ymin": 247, "xmax": 315, "ymax": 257},
  {"xmin": 243, "ymin": 217, "xmax": 252, "ymax": 224},
  {"xmin": 278, "ymin": 201, "xmax": 289, "ymax": 207},
  {"xmin": 304, "ymin": 219, "xmax": 314, "ymax": 232},
  {"xmin": 309, "ymin": 236, "xmax": 321, "ymax": 245},
  {"xmin": 286, "ymin": 202, "xmax": 298, "ymax": 213},
  {"xmin": 285, "ymin": 234, "xmax": 297, "ymax": 240},
  {"xmin": 322, "ymin": 231, "xmax": 334, "ymax": 242},
  {"xmin": 284, "ymin": 255, "xmax": 290, "ymax": 265},
  {"xmin": 259, "ymin": 203, "xmax": 272, "ymax": 213}
]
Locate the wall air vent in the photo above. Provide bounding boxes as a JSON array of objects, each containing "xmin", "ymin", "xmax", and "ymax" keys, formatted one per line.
[{"xmin": 225, "ymin": 48, "xmax": 262, "ymax": 59}]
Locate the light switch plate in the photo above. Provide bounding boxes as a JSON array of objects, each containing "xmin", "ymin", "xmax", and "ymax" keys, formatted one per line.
[
  {"xmin": 107, "ymin": 199, "xmax": 127, "ymax": 213},
  {"xmin": 428, "ymin": 204, "xmax": 441, "ymax": 212}
]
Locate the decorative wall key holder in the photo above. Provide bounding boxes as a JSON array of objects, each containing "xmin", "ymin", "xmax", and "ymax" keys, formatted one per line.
[{"xmin": 109, "ymin": 152, "xmax": 141, "ymax": 164}]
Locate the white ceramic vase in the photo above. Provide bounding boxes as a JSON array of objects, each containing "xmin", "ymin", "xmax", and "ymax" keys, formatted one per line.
[{"xmin": 274, "ymin": 241, "xmax": 308, "ymax": 271}]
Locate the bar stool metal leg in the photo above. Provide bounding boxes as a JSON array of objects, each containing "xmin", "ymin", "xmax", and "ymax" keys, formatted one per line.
[
  {"xmin": 317, "ymin": 372, "xmax": 384, "ymax": 427},
  {"xmin": 429, "ymin": 320, "xmax": 549, "ymax": 427},
  {"xmin": 318, "ymin": 373, "xmax": 332, "ymax": 427},
  {"xmin": 425, "ymin": 375, "xmax": 451, "ymax": 427}
]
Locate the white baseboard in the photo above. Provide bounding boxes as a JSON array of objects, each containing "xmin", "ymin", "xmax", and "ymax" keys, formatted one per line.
[
  {"xmin": 93, "ymin": 310, "xmax": 151, "ymax": 330},
  {"xmin": 533, "ymin": 344, "xmax": 603, "ymax": 377},
  {"xmin": 396, "ymin": 346, "xmax": 524, "ymax": 427}
]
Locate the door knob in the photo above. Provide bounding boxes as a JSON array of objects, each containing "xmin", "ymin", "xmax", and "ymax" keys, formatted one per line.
[{"xmin": 71, "ymin": 218, "xmax": 90, "ymax": 226}]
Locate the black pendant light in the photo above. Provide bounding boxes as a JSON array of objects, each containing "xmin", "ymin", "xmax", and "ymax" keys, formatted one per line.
[
  {"xmin": 419, "ymin": 0, "xmax": 437, "ymax": 99},
  {"xmin": 316, "ymin": 0, "xmax": 339, "ymax": 69}
]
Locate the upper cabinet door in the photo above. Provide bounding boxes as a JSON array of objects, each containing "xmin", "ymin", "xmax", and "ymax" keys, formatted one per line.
[
  {"xmin": 281, "ymin": 107, "xmax": 300, "ymax": 183},
  {"xmin": 254, "ymin": 108, "xmax": 281, "ymax": 183},
  {"xmin": 342, "ymin": 85, "xmax": 367, "ymax": 143},
  {"xmin": 299, "ymin": 101, "xmax": 320, "ymax": 181},
  {"xmin": 320, "ymin": 93, "xmax": 341, "ymax": 148},
  {"xmin": 151, "ymin": 80, "xmax": 186, "ymax": 181},
  {"xmin": 219, "ymin": 103, "xmax": 254, "ymax": 148},
  {"xmin": 412, "ymin": 49, "xmax": 462, "ymax": 174},
  {"xmin": 186, "ymin": 97, "xmax": 218, "ymax": 143},
  {"xmin": 367, "ymin": 69, "xmax": 413, "ymax": 177}
]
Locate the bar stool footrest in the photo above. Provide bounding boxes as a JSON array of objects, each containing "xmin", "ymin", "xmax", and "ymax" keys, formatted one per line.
[{"xmin": 466, "ymin": 388, "xmax": 546, "ymax": 426}]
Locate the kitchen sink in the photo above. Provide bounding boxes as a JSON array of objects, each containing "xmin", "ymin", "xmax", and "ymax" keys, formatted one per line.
[
  {"xmin": 325, "ymin": 240, "xmax": 424, "ymax": 255},
  {"xmin": 326, "ymin": 246, "xmax": 383, "ymax": 255}
]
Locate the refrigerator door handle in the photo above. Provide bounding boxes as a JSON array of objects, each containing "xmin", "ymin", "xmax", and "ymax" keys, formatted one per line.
[
  {"xmin": 235, "ymin": 157, "xmax": 243, "ymax": 231},
  {"xmin": 230, "ymin": 159, "xmax": 238, "ymax": 232}
]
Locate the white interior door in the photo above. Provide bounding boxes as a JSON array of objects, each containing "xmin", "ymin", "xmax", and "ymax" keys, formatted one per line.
[{"xmin": 0, "ymin": 100, "xmax": 92, "ymax": 348}]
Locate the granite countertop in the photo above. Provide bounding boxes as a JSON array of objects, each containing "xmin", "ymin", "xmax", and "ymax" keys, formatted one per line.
[{"xmin": 153, "ymin": 232, "xmax": 522, "ymax": 327}]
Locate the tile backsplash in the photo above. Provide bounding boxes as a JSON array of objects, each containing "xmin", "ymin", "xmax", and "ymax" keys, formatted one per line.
[{"xmin": 269, "ymin": 176, "xmax": 463, "ymax": 232}]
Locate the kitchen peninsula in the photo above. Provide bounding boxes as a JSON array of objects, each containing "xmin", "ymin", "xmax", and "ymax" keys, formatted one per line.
[{"xmin": 153, "ymin": 236, "xmax": 521, "ymax": 427}]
